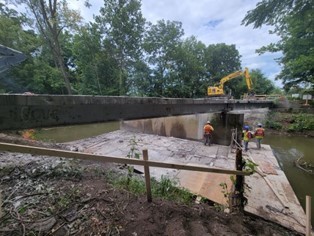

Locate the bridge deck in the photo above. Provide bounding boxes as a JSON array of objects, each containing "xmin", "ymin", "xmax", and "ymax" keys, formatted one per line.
[
  {"xmin": 0, "ymin": 94, "xmax": 273, "ymax": 130},
  {"xmin": 67, "ymin": 130, "xmax": 307, "ymax": 234}
]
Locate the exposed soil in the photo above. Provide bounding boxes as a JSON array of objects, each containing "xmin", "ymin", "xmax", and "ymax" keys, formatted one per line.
[{"xmin": 0, "ymin": 134, "xmax": 303, "ymax": 236}]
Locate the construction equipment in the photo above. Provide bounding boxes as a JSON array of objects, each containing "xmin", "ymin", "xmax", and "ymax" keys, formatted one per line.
[{"xmin": 207, "ymin": 67, "xmax": 253, "ymax": 97}]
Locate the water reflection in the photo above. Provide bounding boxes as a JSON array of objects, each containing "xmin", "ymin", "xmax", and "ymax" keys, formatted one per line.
[{"xmin": 35, "ymin": 121, "xmax": 120, "ymax": 143}]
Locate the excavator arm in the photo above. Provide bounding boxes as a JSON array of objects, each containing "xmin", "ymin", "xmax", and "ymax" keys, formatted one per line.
[
  {"xmin": 216, "ymin": 70, "xmax": 244, "ymax": 89},
  {"xmin": 208, "ymin": 67, "xmax": 253, "ymax": 97},
  {"xmin": 244, "ymin": 67, "xmax": 253, "ymax": 91}
]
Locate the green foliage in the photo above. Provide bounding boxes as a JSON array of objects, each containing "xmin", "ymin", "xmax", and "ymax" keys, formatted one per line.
[
  {"xmin": 288, "ymin": 114, "xmax": 314, "ymax": 132},
  {"xmin": 266, "ymin": 111, "xmax": 314, "ymax": 132},
  {"xmin": 242, "ymin": 0, "xmax": 314, "ymax": 90},
  {"xmin": 1, "ymin": 1, "xmax": 277, "ymax": 97},
  {"xmin": 127, "ymin": 135, "xmax": 141, "ymax": 159},
  {"xmin": 125, "ymin": 135, "xmax": 141, "ymax": 187},
  {"xmin": 143, "ymin": 19, "xmax": 185, "ymax": 97},
  {"xmin": 219, "ymin": 182, "xmax": 229, "ymax": 199},
  {"xmin": 112, "ymin": 175, "xmax": 194, "ymax": 204},
  {"xmin": 243, "ymin": 159, "xmax": 258, "ymax": 173},
  {"xmin": 265, "ymin": 120, "xmax": 283, "ymax": 130},
  {"xmin": 114, "ymin": 176, "xmax": 146, "ymax": 194},
  {"xmin": 152, "ymin": 176, "xmax": 194, "ymax": 204},
  {"xmin": 95, "ymin": 0, "xmax": 146, "ymax": 95}
]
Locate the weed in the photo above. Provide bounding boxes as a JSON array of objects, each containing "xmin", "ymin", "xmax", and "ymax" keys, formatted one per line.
[
  {"xmin": 152, "ymin": 176, "xmax": 194, "ymax": 204},
  {"xmin": 110, "ymin": 174, "xmax": 194, "ymax": 204},
  {"xmin": 213, "ymin": 203, "xmax": 225, "ymax": 212},
  {"xmin": 127, "ymin": 135, "xmax": 141, "ymax": 159},
  {"xmin": 125, "ymin": 136, "xmax": 141, "ymax": 187},
  {"xmin": 243, "ymin": 159, "xmax": 258, "ymax": 173}
]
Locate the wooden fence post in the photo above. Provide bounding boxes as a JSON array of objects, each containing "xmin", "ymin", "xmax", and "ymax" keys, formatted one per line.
[
  {"xmin": 306, "ymin": 195, "xmax": 312, "ymax": 236},
  {"xmin": 143, "ymin": 149, "xmax": 152, "ymax": 202},
  {"xmin": 230, "ymin": 148, "xmax": 245, "ymax": 212},
  {"xmin": 0, "ymin": 191, "xmax": 2, "ymax": 218}
]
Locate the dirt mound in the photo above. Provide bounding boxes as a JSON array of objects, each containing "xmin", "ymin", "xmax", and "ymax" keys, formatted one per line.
[{"xmin": 0, "ymin": 144, "xmax": 302, "ymax": 236}]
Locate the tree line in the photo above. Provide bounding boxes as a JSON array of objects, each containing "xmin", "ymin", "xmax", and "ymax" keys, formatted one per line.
[{"xmin": 1, "ymin": 0, "xmax": 293, "ymax": 98}]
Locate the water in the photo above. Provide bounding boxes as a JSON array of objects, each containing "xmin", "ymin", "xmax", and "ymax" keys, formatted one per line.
[
  {"xmin": 264, "ymin": 135, "xmax": 314, "ymax": 226},
  {"xmin": 35, "ymin": 121, "xmax": 120, "ymax": 143}
]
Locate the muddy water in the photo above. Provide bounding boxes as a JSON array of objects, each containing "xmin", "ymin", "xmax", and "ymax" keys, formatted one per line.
[
  {"xmin": 35, "ymin": 121, "xmax": 120, "ymax": 143},
  {"xmin": 263, "ymin": 135, "xmax": 314, "ymax": 226}
]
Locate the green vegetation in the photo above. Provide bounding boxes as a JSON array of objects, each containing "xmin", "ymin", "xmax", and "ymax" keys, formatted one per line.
[
  {"xmin": 1, "ymin": 1, "xmax": 277, "ymax": 98},
  {"xmin": 112, "ymin": 175, "xmax": 195, "ymax": 204},
  {"xmin": 125, "ymin": 135, "xmax": 141, "ymax": 187},
  {"xmin": 242, "ymin": 0, "xmax": 313, "ymax": 91},
  {"xmin": 266, "ymin": 111, "xmax": 314, "ymax": 133}
]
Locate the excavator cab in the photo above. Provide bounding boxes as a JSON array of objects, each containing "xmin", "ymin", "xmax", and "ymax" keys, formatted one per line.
[{"xmin": 207, "ymin": 86, "xmax": 224, "ymax": 96}]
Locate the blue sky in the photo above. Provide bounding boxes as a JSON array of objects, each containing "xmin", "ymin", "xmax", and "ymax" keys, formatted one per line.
[{"xmin": 71, "ymin": 0, "xmax": 283, "ymax": 87}]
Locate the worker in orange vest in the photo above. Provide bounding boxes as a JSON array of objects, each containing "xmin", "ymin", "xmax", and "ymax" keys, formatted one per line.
[
  {"xmin": 254, "ymin": 123, "xmax": 265, "ymax": 149},
  {"xmin": 203, "ymin": 121, "xmax": 214, "ymax": 146}
]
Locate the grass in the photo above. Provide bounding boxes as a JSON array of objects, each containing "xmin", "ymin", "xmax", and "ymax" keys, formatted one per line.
[{"xmin": 110, "ymin": 173, "xmax": 195, "ymax": 204}]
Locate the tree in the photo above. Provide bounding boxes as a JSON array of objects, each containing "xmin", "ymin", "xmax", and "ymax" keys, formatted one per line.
[
  {"xmin": 205, "ymin": 43, "xmax": 242, "ymax": 96},
  {"xmin": 70, "ymin": 23, "xmax": 120, "ymax": 95},
  {"xmin": 168, "ymin": 36, "xmax": 209, "ymax": 98},
  {"xmin": 95, "ymin": 0, "xmax": 146, "ymax": 96},
  {"xmin": 9, "ymin": 0, "xmax": 83, "ymax": 94},
  {"xmin": 242, "ymin": 0, "xmax": 314, "ymax": 90},
  {"xmin": 0, "ymin": 3, "xmax": 41, "ymax": 92},
  {"xmin": 233, "ymin": 69, "xmax": 276, "ymax": 98},
  {"xmin": 143, "ymin": 19, "xmax": 184, "ymax": 97}
]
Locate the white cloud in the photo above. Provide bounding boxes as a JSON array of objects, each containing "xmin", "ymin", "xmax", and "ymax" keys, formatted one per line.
[{"xmin": 76, "ymin": 0, "xmax": 283, "ymax": 88}]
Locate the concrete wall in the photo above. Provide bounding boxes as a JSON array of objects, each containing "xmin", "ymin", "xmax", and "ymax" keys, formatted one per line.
[
  {"xmin": 121, "ymin": 113, "xmax": 214, "ymax": 140},
  {"xmin": 230, "ymin": 108, "xmax": 269, "ymax": 129},
  {"xmin": 121, "ymin": 112, "xmax": 244, "ymax": 146}
]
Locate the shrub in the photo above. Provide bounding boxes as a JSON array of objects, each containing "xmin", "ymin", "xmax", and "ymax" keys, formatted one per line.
[{"xmin": 265, "ymin": 120, "xmax": 282, "ymax": 130}]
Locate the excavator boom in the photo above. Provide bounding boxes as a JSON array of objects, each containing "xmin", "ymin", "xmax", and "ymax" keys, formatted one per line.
[{"xmin": 208, "ymin": 67, "xmax": 253, "ymax": 97}]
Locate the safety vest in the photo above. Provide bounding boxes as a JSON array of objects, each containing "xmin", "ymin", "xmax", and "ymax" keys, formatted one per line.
[
  {"xmin": 243, "ymin": 131, "xmax": 251, "ymax": 141},
  {"xmin": 255, "ymin": 128, "xmax": 265, "ymax": 139},
  {"xmin": 204, "ymin": 124, "xmax": 214, "ymax": 134}
]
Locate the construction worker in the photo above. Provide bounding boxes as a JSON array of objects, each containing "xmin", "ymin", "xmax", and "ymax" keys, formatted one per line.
[
  {"xmin": 242, "ymin": 125, "xmax": 252, "ymax": 151},
  {"xmin": 254, "ymin": 123, "xmax": 265, "ymax": 149},
  {"xmin": 203, "ymin": 121, "xmax": 214, "ymax": 146}
]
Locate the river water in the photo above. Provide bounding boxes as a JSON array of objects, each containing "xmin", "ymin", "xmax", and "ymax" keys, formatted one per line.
[
  {"xmin": 34, "ymin": 122, "xmax": 314, "ymax": 225},
  {"xmin": 263, "ymin": 135, "xmax": 314, "ymax": 226}
]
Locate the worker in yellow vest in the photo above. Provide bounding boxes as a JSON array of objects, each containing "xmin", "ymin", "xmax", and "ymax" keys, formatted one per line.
[
  {"xmin": 243, "ymin": 125, "xmax": 252, "ymax": 151},
  {"xmin": 254, "ymin": 123, "xmax": 265, "ymax": 149}
]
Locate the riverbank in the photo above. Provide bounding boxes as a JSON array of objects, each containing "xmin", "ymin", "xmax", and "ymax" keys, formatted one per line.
[
  {"xmin": 265, "ymin": 111, "xmax": 314, "ymax": 137},
  {"xmin": 0, "ymin": 132, "xmax": 304, "ymax": 235}
]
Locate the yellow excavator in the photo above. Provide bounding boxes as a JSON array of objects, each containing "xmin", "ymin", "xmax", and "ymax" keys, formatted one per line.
[{"xmin": 207, "ymin": 67, "xmax": 253, "ymax": 97}]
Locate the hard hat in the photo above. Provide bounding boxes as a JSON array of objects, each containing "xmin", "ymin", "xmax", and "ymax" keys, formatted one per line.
[
  {"xmin": 244, "ymin": 125, "xmax": 249, "ymax": 130},
  {"xmin": 258, "ymin": 123, "xmax": 262, "ymax": 127},
  {"xmin": 207, "ymin": 121, "xmax": 211, "ymax": 124}
]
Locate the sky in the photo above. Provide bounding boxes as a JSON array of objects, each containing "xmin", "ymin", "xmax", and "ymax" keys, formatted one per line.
[{"xmin": 70, "ymin": 0, "xmax": 283, "ymax": 87}]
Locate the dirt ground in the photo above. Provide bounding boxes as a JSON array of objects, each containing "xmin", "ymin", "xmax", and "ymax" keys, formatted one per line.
[{"xmin": 0, "ymin": 135, "xmax": 303, "ymax": 236}]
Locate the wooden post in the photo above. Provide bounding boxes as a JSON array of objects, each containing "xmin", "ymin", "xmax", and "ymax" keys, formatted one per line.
[
  {"xmin": 306, "ymin": 195, "xmax": 312, "ymax": 236},
  {"xmin": 143, "ymin": 149, "xmax": 152, "ymax": 203},
  {"xmin": 0, "ymin": 191, "xmax": 2, "ymax": 218},
  {"xmin": 230, "ymin": 148, "xmax": 245, "ymax": 212}
]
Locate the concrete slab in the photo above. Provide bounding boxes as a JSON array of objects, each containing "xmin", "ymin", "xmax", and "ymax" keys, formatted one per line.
[
  {"xmin": 67, "ymin": 130, "xmax": 307, "ymax": 234},
  {"xmin": 244, "ymin": 143, "xmax": 307, "ymax": 234}
]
